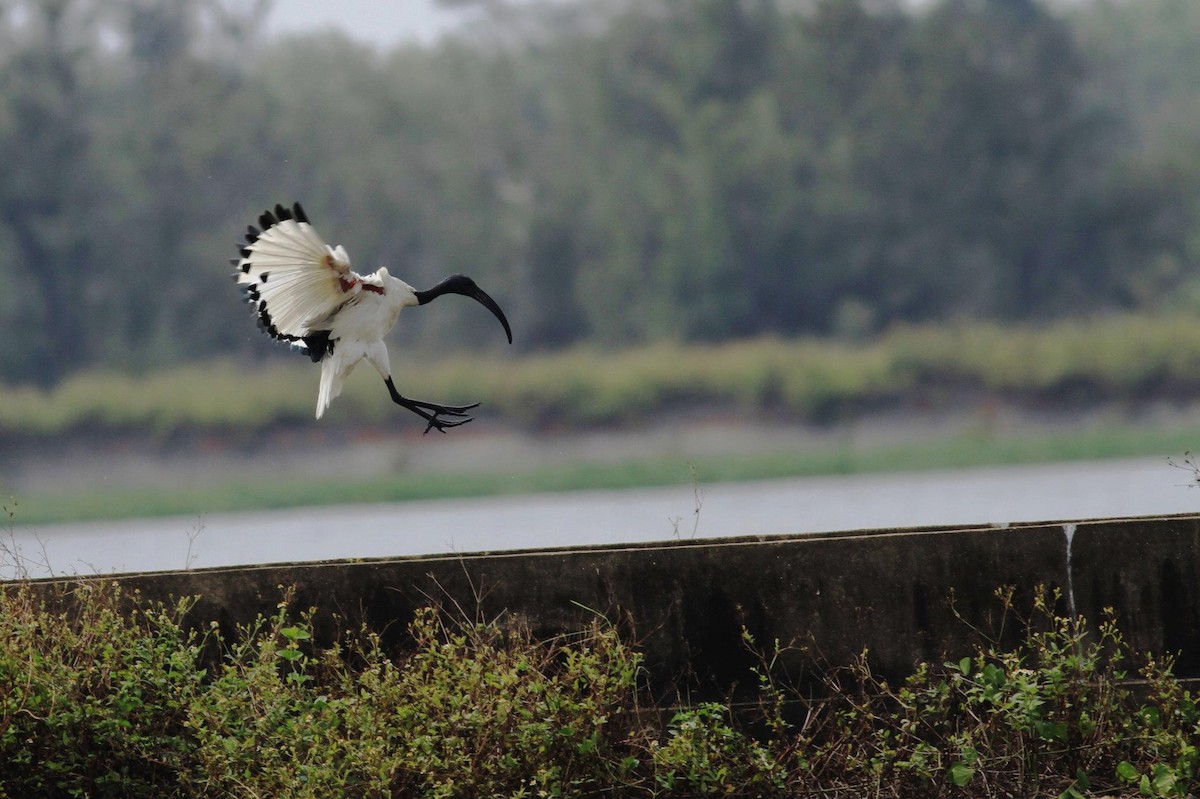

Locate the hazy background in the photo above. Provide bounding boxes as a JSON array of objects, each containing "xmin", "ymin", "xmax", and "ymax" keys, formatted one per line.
[
  {"xmin": 5, "ymin": 0, "xmax": 1200, "ymax": 536},
  {"xmin": 2, "ymin": 0, "xmax": 1198, "ymax": 386},
  {"xmin": 264, "ymin": 1, "xmax": 460, "ymax": 46}
]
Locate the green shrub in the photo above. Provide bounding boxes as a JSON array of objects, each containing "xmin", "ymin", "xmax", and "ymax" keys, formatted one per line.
[
  {"xmin": 0, "ymin": 579, "xmax": 1197, "ymax": 797},
  {"xmin": 183, "ymin": 601, "xmax": 651, "ymax": 797},
  {"xmin": 771, "ymin": 587, "xmax": 1200, "ymax": 798},
  {"xmin": 651, "ymin": 702, "xmax": 784, "ymax": 795},
  {"xmin": 0, "ymin": 582, "xmax": 205, "ymax": 798}
]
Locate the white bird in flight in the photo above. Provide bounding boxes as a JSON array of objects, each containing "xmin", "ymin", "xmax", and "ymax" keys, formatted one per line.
[{"xmin": 232, "ymin": 203, "xmax": 512, "ymax": 433}]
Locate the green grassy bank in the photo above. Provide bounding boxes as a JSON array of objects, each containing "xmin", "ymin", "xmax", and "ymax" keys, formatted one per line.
[{"xmin": 4, "ymin": 312, "xmax": 1200, "ymax": 439}]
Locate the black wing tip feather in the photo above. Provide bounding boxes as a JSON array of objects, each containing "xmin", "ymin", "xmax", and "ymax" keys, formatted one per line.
[
  {"xmin": 269, "ymin": 202, "xmax": 308, "ymax": 224},
  {"xmin": 250, "ymin": 202, "xmax": 307, "ymax": 237}
]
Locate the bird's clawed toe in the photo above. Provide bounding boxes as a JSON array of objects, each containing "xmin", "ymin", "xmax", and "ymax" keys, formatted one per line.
[
  {"xmin": 416, "ymin": 400, "xmax": 480, "ymax": 434},
  {"xmin": 422, "ymin": 413, "xmax": 475, "ymax": 435}
]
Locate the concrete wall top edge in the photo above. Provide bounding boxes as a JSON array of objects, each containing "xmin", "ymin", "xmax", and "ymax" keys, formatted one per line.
[
  {"xmin": 24, "ymin": 511, "xmax": 1200, "ymax": 584},
  {"xmin": 15, "ymin": 510, "xmax": 1200, "ymax": 688}
]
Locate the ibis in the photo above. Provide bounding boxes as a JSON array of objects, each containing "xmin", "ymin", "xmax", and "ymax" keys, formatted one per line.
[{"xmin": 232, "ymin": 202, "xmax": 512, "ymax": 433}]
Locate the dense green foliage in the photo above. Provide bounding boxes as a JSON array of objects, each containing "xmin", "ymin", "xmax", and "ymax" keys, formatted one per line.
[
  {"xmin": 0, "ymin": 580, "xmax": 1196, "ymax": 797},
  {"xmin": 2, "ymin": 0, "xmax": 1199, "ymax": 386}
]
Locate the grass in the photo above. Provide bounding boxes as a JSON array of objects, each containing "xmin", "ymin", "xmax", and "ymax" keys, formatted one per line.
[{"xmin": 8, "ymin": 410, "xmax": 1199, "ymax": 526}]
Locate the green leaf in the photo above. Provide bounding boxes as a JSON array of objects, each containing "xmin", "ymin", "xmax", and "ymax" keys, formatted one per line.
[
  {"xmin": 947, "ymin": 762, "xmax": 974, "ymax": 787},
  {"xmin": 958, "ymin": 746, "xmax": 979, "ymax": 766},
  {"xmin": 1036, "ymin": 720, "xmax": 1068, "ymax": 742},
  {"xmin": 1151, "ymin": 764, "xmax": 1177, "ymax": 796},
  {"xmin": 280, "ymin": 626, "xmax": 311, "ymax": 641},
  {"xmin": 276, "ymin": 648, "xmax": 304, "ymax": 662},
  {"xmin": 982, "ymin": 663, "xmax": 1005, "ymax": 687},
  {"xmin": 958, "ymin": 656, "xmax": 972, "ymax": 676},
  {"xmin": 1117, "ymin": 761, "xmax": 1139, "ymax": 783}
]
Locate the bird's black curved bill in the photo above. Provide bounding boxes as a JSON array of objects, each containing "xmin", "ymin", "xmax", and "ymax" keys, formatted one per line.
[
  {"xmin": 469, "ymin": 285, "xmax": 513, "ymax": 344},
  {"xmin": 417, "ymin": 274, "xmax": 514, "ymax": 343}
]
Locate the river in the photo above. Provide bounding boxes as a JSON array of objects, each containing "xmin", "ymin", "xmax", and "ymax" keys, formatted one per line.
[{"xmin": 4, "ymin": 456, "xmax": 1197, "ymax": 579}]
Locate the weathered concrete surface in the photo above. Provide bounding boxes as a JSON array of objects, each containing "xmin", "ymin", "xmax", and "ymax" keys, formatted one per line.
[
  {"xmin": 35, "ymin": 513, "xmax": 1200, "ymax": 695},
  {"xmin": 1071, "ymin": 515, "xmax": 1200, "ymax": 676}
]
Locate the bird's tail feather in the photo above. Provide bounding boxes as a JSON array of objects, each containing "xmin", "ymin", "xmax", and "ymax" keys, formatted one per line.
[
  {"xmin": 316, "ymin": 347, "xmax": 356, "ymax": 419},
  {"xmin": 316, "ymin": 355, "xmax": 340, "ymax": 417}
]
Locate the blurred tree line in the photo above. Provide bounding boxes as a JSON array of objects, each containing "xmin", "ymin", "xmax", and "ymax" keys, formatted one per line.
[{"xmin": 1, "ymin": 0, "xmax": 1198, "ymax": 386}]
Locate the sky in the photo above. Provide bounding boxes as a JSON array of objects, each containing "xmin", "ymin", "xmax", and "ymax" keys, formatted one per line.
[{"xmin": 264, "ymin": 1, "xmax": 464, "ymax": 47}]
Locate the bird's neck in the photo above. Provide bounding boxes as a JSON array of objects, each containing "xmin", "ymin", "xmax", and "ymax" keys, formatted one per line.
[{"xmin": 415, "ymin": 275, "xmax": 465, "ymax": 305}]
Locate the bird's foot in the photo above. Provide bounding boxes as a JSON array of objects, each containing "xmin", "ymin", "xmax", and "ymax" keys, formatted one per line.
[
  {"xmin": 406, "ymin": 398, "xmax": 481, "ymax": 434},
  {"xmin": 422, "ymin": 410, "xmax": 475, "ymax": 435},
  {"xmin": 385, "ymin": 378, "xmax": 482, "ymax": 434}
]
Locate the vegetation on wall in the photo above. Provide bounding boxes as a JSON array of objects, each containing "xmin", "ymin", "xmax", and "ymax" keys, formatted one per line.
[{"xmin": 0, "ymin": 579, "xmax": 1196, "ymax": 797}]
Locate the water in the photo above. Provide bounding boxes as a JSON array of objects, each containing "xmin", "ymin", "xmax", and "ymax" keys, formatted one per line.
[{"xmin": 4, "ymin": 457, "xmax": 1197, "ymax": 579}]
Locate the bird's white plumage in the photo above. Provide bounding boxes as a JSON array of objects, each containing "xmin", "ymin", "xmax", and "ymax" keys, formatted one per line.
[
  {"xmin": 234, "ymin": 207, "xmax": 421, "ymax": 418},
  {"xmin": 234, "ymin": 218, "xmax": 357, "ymax": 339},
  {"xmin": 235, "ymin": 203, "xmax": 511, "ymax": 431},
  {"xmin": 317, "ymin": 338, "xmax": 390, "ymax": 418},
  {"xmin": 310, "ymin": 267, "xmax": 418, "ymax": 418}
]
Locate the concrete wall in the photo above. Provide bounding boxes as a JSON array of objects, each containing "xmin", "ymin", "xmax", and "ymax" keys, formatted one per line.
[
  {"xmin": 75, "ymin": 513, "xmax": 1200, "ymax": 695},
  {"xmin": 1071, "ymin": 516, "xmax": 1200, "ymax": 676}
]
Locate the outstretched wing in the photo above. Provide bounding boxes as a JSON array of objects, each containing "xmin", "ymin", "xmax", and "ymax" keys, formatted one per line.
[{"xmin": 232, "ymin": 203, "xmax": 359, "ymax": 355}]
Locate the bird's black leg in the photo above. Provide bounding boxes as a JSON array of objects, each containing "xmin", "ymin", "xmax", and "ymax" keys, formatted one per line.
[{"xmin": 384, "ymin": 377, "xmax": 479, "ymax": 434}]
